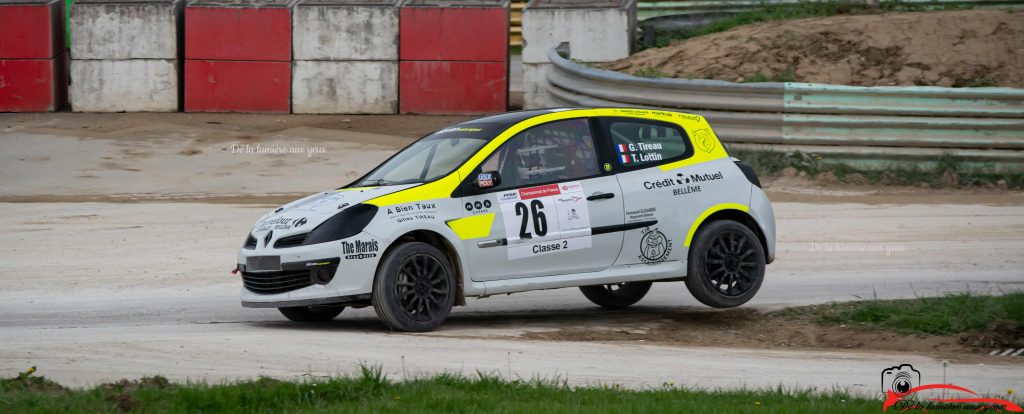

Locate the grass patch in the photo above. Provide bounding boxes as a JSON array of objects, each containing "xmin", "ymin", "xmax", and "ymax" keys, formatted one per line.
[
  {"xmin": 640, "ymin": 0, "xmax": 971, "ymax": 51},
  {"xmin": 776, "ymin": 292, "xmax": 1024, "ymax": 336},
  {"xmin": 0, "ymin": 367, "xmax": 885, "ymax": 414},
  {"xmin": 729, "ymin": 148, "xmax": 1024, "ymax": 189}
]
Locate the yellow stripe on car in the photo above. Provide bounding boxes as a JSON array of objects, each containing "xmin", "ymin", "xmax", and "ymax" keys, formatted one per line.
[
  {"xmin": 685, "ymin": 203, "xmax": 750, "ymax": 246},
  {"xmin": 446, "ymin": 213, "xmax": 496, "ymax": 240}
]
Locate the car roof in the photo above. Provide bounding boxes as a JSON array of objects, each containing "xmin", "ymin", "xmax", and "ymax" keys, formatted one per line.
[
  {"xmin": 455, "ymin": 108, "xmax": 572, "ymax": 130},
  {"xmin": 454, "ymin": 107, "xmax": 697, "ymax": 132}
]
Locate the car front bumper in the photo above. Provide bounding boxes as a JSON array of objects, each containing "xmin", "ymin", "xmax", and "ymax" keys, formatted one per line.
[{"xmin": 236, "ymin": 232, "xmax": 382, "ymax": 308}]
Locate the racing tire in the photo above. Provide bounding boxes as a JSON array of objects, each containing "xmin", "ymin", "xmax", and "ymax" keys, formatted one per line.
[
  {"xmin": 278, "ymin": 305, "xmax": 344, "ymax": 322},
  {"xmin": 685, "ymin": 220, "xmax": 766, "ymax": 308},
  {"xmin": 579, "ymin": 282, "xmax": 653, "ymax": 308},
  {"xmin": 372, "ymin": 242, "xmax": 456, "ymax": 332}
]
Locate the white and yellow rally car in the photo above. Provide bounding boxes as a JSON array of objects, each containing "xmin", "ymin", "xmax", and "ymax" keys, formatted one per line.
[{"xmin": 237, "ymin": 108, "xmax": 776, "ymax": 331}]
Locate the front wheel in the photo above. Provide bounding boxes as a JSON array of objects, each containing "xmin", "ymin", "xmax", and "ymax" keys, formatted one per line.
[
  {"xmin": 278, "ymin": 305, "xmax": 344, "ymax": 322},
  {"xmin": 372, "ymin": 242, "xmax": 456, "ymax": 332},
  {"xmin": 685, "ymin": 220, "xmax": 765, "ymax": 308},
  {"xmin": 579, "ymin": 282, "xmax": 653, "ymax": 308}
]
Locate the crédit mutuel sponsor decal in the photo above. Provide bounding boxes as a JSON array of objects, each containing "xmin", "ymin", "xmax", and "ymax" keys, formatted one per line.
[
  {"xmin": 881, "ymin": 364, "xmax": 1020, "ymax": 412},
  {"xmin": 642, "ymin": 171, "xmax": 724, "ymax": 196}
]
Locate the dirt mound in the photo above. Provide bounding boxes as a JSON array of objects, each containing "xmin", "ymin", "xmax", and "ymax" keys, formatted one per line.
[{"xmin": 600, "ymin": 9, "xmax": 1024, "ymax": 87}]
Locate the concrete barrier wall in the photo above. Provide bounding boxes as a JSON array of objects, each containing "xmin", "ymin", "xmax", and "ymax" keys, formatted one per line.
[
  {"xmin": 521, "ymin": 0, "xmax": 636, "ymax": 109},
  {"xmin": 0, "ymin": 0, "xmax": 67, "ymax": 112},
  {"xmin": 69, "ymin": 0, "xmax": 182, "ymax": 112},
  {"xmin": 292, "ymin": 60, "xmax": 398, "ymax": 114},
  {"xmin": 399, "ymin": 0, "xmax": 509, "ymax": 115},
  {"xmin": 69, "ymin": 59, "xmax": 178, "ymax": 112},
  {"xmin": 293, "ymin": 2, "xmax": 398, "ymax": 61},
  {"xmin": 292, "ymin": 0, "xmax": 399, "ymax": 114},
  {"xmin": 70, "ymin": 0, "xmax": 180, "ymax": 59}
]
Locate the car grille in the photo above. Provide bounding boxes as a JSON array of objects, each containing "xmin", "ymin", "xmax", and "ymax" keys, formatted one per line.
[
  {"xmin": 241, "ymin": 269, "xmax": 313, "ymax": 295},
  {"xmin": 274, "ymin": 233, "xmax": 308, "ymax": 248}
]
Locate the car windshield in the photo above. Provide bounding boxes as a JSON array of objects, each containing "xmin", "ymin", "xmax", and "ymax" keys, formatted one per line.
[{"xmin": 353, "ymin": 124, "xmax": 499, "ymax": 187}]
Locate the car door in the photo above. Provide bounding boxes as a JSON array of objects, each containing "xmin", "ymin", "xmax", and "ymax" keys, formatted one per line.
[
  {"xmin": 459, "ymin": 118, "xmax": 625, "ymax": 281},
  {"xmin": 596, "ymin": 116, "xmax": 697, "ymax": 266}
]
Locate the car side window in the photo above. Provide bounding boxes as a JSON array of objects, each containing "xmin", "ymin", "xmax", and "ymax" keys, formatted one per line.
[
  {"xmin": 480, "ymin": 118, "xmax": 599, "ymax": 191},
  {"xmin": 602, "ymin": 118, "xmax": 689, "ymax": 167}
]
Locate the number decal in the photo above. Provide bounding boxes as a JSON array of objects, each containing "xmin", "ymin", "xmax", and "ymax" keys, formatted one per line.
[
  {"xmin": 515, "ymin": 199, "xmax": 548, "ymax": 238},
  {"xmin": 531, "ymin": 199, "xmax": 547, "ymax": 237},
  {"xmin": 497, "ymin": 181, "xmax": 593, "ymax": 260},
  {"xmin": 515, "ymin": 201, "xmax": 530, "ymax": 239}
]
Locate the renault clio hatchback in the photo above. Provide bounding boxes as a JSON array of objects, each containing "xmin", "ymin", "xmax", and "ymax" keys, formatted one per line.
[{"xmin": 236, "ymin": 108, "xmax": 776, "ymax": 332}]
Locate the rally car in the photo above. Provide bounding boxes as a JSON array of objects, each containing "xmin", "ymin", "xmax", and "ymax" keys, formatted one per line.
[{"xmin": 236, "ymin": 108, "xmax": 776, "ymax": 332}]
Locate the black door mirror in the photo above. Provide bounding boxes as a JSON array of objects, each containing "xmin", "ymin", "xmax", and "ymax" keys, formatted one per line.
[{"xmin": 473, "ymin": 171, "xmax": 501, "ymax": 189}]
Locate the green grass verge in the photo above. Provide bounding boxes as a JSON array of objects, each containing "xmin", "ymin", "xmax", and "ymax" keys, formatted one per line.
[
  {"xmin": 640, "ymin": 0, "xmax": 973, "ymax": 51},
  {"xmin": 0, "ymin": 366, "xmax": 883, "ymax": 414},
  {"xmin": 729, "ymin": 148, "xmax": 1024, "ymax": 189},
  {"xmin": 776, "ymin": 292, "xmax": 1024, "ymax": 336}
]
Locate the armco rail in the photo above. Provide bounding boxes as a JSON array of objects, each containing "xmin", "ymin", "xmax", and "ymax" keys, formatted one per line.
[{"xmin": 544, "ymin": 47, "xmax": 1024, "ymax": 172}]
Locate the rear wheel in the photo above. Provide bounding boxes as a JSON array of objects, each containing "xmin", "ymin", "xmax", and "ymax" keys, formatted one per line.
[
  {"xmin": 372, "ymin": 242, "xmax": 456, "ymax": 332},
  {"xmin": 685, "ymin": 220, "xmax": 765, "ymax": 308},
  {"xmin": 579, "ymin": 282, "xmax": 653, "ymax": 308},
  {"xmin": 278, "ymin": 305, "xmax": 344, "ymax": 322}
]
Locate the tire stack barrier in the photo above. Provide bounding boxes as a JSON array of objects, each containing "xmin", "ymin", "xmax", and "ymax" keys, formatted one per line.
[
  {"xmin": 398, "ymin": 0, "xmax": 509, "ymax": 114},
  {"xmin": 0, "ymin": 0, "xmax": 67, "ymax": 112},
  {"xmin": 292, "ymin": 0, "xmax": 399, "ymax": 114},
  {"xmin": 69, "ymin": 0, "xmax": 182, "ymax": 112},
  {"xmin": 521, "ymin": 0, "xmax": 636, "ymax": 110},
  {"xmin": 184, "ymin": 0, "xmax": 294, "ymax": 113}
]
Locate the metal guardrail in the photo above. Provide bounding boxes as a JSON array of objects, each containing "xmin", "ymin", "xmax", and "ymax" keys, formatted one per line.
[{"xmin": 544, "ymin": 46, "xmax": 1024, "ymax": 172}]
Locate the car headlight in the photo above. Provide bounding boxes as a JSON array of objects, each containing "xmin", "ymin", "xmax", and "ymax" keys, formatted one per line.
[{"xmin": 303, "ymin": 204, "xmax": 379, "ymax": 245}]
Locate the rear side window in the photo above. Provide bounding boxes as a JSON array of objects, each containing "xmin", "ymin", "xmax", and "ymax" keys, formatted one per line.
[{"xmin": 600, "ymin": 118, "xmax": 690, "ymax": 168}]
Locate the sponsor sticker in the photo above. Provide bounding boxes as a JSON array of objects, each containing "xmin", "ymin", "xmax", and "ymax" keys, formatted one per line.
[
  {"xmin": 625, "ymin": 207, "xmax": 657, "ymax": 223},
  {"xmin": 638, "ymin": 227, "xmax": 672, "ymax": 264},
  {"xmin": 477, "ymin": 172, "xmax": 494, "ymax": 188},
  {"xmin": 386, "ymin": 202, "xmax": 437, "ymax": 223},
  {"xmin": 693, "ymin": 128, "xmax": 717, "ymax": 153},
  {"xmin": 342, "ymin": 239, "xmax": 379, "ymax": 260},
  {"xmin": 641, "ymin": 171, "xmax": 724, "ymax": 196}
]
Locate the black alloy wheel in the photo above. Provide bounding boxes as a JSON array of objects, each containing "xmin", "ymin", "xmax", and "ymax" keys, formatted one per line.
[{"xmin": 685, "ymin": 220, "xmax": 765, "ymax": 308}]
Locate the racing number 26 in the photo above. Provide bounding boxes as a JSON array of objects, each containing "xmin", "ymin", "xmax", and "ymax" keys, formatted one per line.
[{"xmin": 514, "ymin": 200, "xmax": 547, "ymax": 239}]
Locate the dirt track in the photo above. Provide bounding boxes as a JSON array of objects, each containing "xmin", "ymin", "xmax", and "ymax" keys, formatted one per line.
[{"xmin": 0, "ymin": 113, "xmax": 1022, "ymax": 393}]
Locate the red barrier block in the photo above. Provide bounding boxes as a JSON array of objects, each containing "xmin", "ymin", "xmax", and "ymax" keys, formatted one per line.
[
  {"xmin": 399, "ymin": 60, "xmax": 507, "ymax": 114},
  {"xmin": 185, "ymin": 0, "xmax": 293, "ymax": 61},
  {"xmin": 0, "ymin": 53, "xmax": 67, "ymax": 112},
  {"xmin": 184, "ymin": 60, "xmax": 290, "ymax": 113},
  {"xmin": 399, "ymin": 1, "xmax": 508, "ymax": 62},
  {"xmin": 0, "ymin": 0, "xmax": 64, "ymax": 59}
]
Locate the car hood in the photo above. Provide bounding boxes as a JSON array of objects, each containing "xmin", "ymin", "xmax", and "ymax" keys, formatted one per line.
[{"xmin": 249, "ymin": 184, "xmax": 417, "ymax": 236}]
